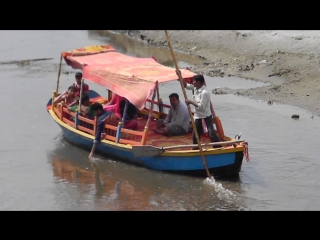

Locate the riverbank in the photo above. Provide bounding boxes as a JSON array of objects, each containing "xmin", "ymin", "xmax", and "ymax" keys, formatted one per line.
[{"xmin": 108, "ymin": 30, "xmax": 320, "ymax": 116}]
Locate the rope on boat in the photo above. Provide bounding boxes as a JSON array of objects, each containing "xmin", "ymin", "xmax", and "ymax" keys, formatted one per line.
[{"xmin": 243, "ymin": 142, "xmax": 250, "ymax": 162}]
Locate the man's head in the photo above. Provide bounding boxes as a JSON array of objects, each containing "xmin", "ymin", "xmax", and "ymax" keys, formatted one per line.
[
  {"xmin": 75, "ymin": 72, "xmax": 82, "ymax": 85},
  {"xmin": 169, "ymin": 93, "xmax": 180, "ymax": 108},
  {"xmin": 193, "ymin": 74, "xmax": 205, "ymax": 89},
  {"xmin": 91, "ymin": 102, "xmax": 104, "ymax": 116}
]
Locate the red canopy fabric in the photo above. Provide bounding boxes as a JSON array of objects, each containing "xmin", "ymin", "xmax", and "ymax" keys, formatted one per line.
[{"xmin": 62, "ymin": 45, "xmax": 196, "ymax": 109}]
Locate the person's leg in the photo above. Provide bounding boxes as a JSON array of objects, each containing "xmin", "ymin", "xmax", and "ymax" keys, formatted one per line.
[
  {"xmin": 167, "ymin": 126, "xmax": 187, "ymax": 136},
  {"xmin": 153, "ymin": 119, "xmax": 166, "ymax": 134},
  {"xmin": 192, "ymin": 118, "xmax": 203, "ymax": 145},
  {"xmin": 124, "ymin": 119, "xmax": 138, "ymax": 130},
  {"xmin": 204, "ymin": 115, "xmax": 221, "ymax": 148},
  {"xmin": 156, "ymin": 119, "xmax": 165, "ymax": 128},
  {"xmin": 153, "ymin": 127, "xmax": 166, "ymax": 134}
]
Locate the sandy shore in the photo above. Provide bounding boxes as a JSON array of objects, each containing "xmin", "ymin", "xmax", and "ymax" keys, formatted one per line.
[{"xmin": 108, "ymin": 30, "xmax": 320, "ymax": 116}]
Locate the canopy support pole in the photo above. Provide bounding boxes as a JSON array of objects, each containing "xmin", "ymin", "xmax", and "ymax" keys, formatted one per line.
[
  {"xmin": 108, "ymin": 89, "xmax": 112, "ymax": 102},
  {"xmin": 116, "ymin": 99, "xmax": 129, "ymax": 143},
  {"xmin": 75, "ymin": 78, "xmax": 84, "ymax": 129},
  {"xmin": 145, "ymin": 82, "xmax": 158, "ymax": 130},
  {"xmin": 55, "ymin": 55, "xmax": 63, "ymax": 95},
  {"xmin": 156, "ymin": 85, "xmax": 163, "ymax": 119}
]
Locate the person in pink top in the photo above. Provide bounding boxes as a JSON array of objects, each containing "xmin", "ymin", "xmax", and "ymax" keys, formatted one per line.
[{"xmin": 103, "ymin": 93, "xmax": 125, "ymax": 119}]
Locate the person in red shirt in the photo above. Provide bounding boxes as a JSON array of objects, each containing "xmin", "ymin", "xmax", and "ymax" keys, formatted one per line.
[{"xmin": 73, "ymin": 72, "xmax": 89, "ymax": 97}]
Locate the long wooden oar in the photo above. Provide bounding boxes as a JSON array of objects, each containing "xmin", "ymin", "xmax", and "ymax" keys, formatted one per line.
[{"xmin": 164, "ymin": 30, "xmax": 212, "ymax": 179}]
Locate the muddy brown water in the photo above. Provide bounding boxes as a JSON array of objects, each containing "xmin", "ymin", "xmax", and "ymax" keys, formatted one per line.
[{"xmin": 1, "ymin": 30, "xmax": 320, "ymax": 210}]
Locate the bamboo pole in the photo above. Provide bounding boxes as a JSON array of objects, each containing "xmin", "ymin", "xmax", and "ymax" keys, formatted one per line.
[
  {"xmin": 156, "ymin": 85, "xmax": 163, "ymax": 118},
  {"xmin": 156, "ymin": 85, "xmax": 160, "ymax": 111},
  {"xmin": 145, "ymin": 82, "xmax": 158, "ymax": 129},
  {"xmin": 164, "ymin": 30, "xmax": 212, "ymax": 179},
  {"xmin": 77, "ymin": 78, "xmax": 84, "ymax": 112},
  {"xmin": 116, "ymin": 99, "xmax": 129, "ymax": 143},
  {"xmin": 55, "ymin": 55, "xmax": 63, "ymax": 94},
  {"xmin": 153, "ymin": 57, "xmax": 163, "ymax": 116},
  {"xmin": 75, "ymin": 78, "xmax": 84, "ymax": 129}
]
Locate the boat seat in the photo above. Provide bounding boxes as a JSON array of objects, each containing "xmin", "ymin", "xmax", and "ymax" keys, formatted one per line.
[
  {"xmin": 90, "ymin": 97, "xmax": 108, "ymax": 104},
  {"xmin": 214, "ymin": 116, "xmax": 225, "ymax": 140}
]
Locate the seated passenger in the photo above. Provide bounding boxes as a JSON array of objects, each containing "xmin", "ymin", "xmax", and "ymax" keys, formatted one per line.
[
  {"xmin": 73, "ymin": 72, "xmax": 89, "ymax": 97},
  {"xmin": 153, "ymin": 93, "xmax": 190, "ymax": 136},
  {"xmin": 54, "ymin": 85, "xmax": 79, "ymax": 107},
  {"xmin": 69, "ymin": 93, "xmax": 94, "ymax": 119},
  {"xmin": 79, "ymin": 93, "xmax": 94, "ymax": 119},
  {"xmin": 119, "ymin": 99, "xmax": 139, "ymax": 130}
]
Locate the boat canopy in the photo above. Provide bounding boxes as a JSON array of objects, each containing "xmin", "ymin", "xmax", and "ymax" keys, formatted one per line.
[{"xmin": 61, "ymin": 45, "xmax": 196, "ymax": 110}]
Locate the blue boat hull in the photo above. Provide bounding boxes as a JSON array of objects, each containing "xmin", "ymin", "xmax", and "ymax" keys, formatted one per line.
[{"xmin": 58, "ymin": 123, "xmax": 243, "ymax": 178}]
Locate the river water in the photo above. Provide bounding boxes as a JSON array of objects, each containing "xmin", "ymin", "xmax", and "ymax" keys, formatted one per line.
[{"xmin": 1, "ymin": 30, "xmax": 320, "ymax": 211}]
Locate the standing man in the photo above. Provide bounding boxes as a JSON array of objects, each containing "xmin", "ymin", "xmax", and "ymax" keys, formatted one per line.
[
  {"xmin": 181, "ymin": 74, "xmax": 221, "ymax": 148},
  {"xmin": 73, "ymin": 72, "xmax": 89, "ymax": 97},
  {"xmin": 153, "ymin": 93, "xmax": 190, "ymax": 136},
  {"xmin": 89, "ymin": 103, "xmax": 117, "ymax": 159}
]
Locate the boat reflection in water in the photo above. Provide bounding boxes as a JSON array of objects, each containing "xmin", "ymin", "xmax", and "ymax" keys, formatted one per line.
[
  {"xmin": 49, "ymin": 139, "xmax": 247, "ymax": 211},
  {"xmin": 50, "ymin": 148, "xmax": 159, "ymax": 210}
]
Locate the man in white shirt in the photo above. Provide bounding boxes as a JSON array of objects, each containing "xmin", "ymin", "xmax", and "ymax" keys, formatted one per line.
[
  {"xmin": 154, "ymin": 93, "xmax": 190, "ymax": 136},
  {"xmin": 182, "ymin": 74, "xmax": 221, "ymax": 148}
]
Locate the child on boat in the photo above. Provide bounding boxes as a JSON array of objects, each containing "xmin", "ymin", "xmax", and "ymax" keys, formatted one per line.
[
  {"xmin": 69, "ymin": 93, "xmax": 94, "ymax": 119},
  {"xmin": 53, "ymin": 85, "xmax": 79, "ymax": 108},
  {"xmin": 73, "ymin": 72, "xmax": 89, "ymax": 97},
  {"xmin": 79, "ymin": 93, "xmax": 94, "ymax": 119}
]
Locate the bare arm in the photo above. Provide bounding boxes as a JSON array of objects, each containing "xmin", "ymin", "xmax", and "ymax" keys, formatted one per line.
[
  {"xmin": 89, "ymin": 113, "xmax": 107, "ymax": 159},
  {"xmin": 68, "ymin": 97, "xmax": 79, "ymax": 108},
  {"xmin": 53, "ymin": 91, "xmax": 68, "ymax": 104},
  {"xmin": 89, "ymin": 142, "xmax": 98, "ymax": 159},
  {"xmin": 89, "ymin": 113, "xmax": 115, "ymax": 159}
]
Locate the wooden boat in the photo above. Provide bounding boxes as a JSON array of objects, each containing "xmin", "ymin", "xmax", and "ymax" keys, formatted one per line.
[{"xmin": 46, "ymin": 45, "xmax": 250, "ymax": 178}]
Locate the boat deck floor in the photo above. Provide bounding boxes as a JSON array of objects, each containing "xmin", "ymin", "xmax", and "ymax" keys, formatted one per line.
[{"xmin": 136, "ymin": 117, "xmax": 212, "ymax": 149}]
